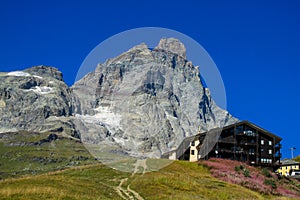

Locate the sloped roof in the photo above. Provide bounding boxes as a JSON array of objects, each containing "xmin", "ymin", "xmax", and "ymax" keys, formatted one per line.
[{"xmin": 181, "ymin": 120, "xmax": 282, "ymax": 145}]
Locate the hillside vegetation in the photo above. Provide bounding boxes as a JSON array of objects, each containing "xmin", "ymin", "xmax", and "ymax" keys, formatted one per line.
[
  {"xmin": 0, "ymin": 131, "xmax": 96, "ymax": 179},
  {"xmin": 0, "ymin": 160, "xmax": 299, "ymax": 200},
  {"xmin": 0, "ymin": 131, "xmax": 299, "ymax": 199},
  {"xmin": 294, "ymin": 156, "xmax": 300, "ymax": 162},
  {"xmin": 203, "ymin": 158, "xmax": 300, "ymax": 198}
]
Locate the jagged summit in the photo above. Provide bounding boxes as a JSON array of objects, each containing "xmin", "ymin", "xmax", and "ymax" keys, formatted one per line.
[
  {"xmin": 127, "ymin": 42, "xmax": 149, "ymax": 52},
  {"xmin": 72, "ymin": 38, "xmax": 238, "ymax": 160},
  {"xmin": 154, "ymin": 38, "xmax": 187, "ymax": 59},
  {"xmin": 24, "ymin": 65, "xmax": 63, "ymax": 81}
]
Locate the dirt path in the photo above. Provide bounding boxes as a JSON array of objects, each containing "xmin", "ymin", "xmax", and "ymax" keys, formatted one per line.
[
  {"xmin": 115, "ymin": 178, "xmax": 131, "ymax": 200},
  {"xmin": 114, "ymin": 159, "xmax": 147, "ymax": 200},
  {"xmin": 132, "ymin": 159, "xmax": 147, "ymax": 176},
  {"xmin": 127, "ymin": 185, "xmax": 144, "ymax": 200},
  {"xmin": 115, "ymin": 177, "xmax": 144, "ymax": 200}
]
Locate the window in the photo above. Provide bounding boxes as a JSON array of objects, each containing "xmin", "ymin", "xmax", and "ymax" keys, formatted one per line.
[
  {"xmin": 261, "ymin": 148, "xmax": 264, "ymax": 152},
  {"xmin": 261, "ymin": 140, "xmax": 264, "ymax": 145},
  {"xmin": 191, "ymin": 150, "xmax": 195, "ymax": 155},
  {"xmin": 269, "ymin": 149, "xmax": 272, "ymax": 155},
  {"xmin": 191, "ymin": 141, "xmax": 195, "ymax": 146},
  {"xmin": 249, "ymin": 149, "xmax": 255, "ymax": 155},
  {"xmin": 261, "ymin": 158, "xmax": 272, "ymax": 163},
  {"xmin": 236, "ymin": 126, "xmax": 243, "ymax": 134},
  {"xmin": 269, "ymin": 141, "xmax": 272, "ymax": 146}
]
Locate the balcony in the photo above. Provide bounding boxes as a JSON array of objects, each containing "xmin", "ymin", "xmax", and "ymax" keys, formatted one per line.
[
  {"xmin": 240, "ymin": 141, "xmax": 256, "ymax": 146},
  {"xmin": 218, "ymin": 139, "xmax": 236, "ymax": 144},
  {"xmin": 218, "ymin": 148, "xmax": 233, "ymax": 153},
  {"xmin": 231, "ymin": 147, "xmax": 244, "ymax": 154},
  {"xmin": 236, "ymin": 130, "xmax": 256, "ymax": 137}
]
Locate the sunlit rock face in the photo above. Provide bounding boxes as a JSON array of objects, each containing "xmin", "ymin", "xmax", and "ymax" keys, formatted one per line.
[
  {"xmin": 71, "ymin": 38, "xmax": 238, "ymax": 159},
  {"xmin": 0, "ymin": 66, "xmax": 76, "ymax": 137},
  {"xmin": 0, "ymin": 38, "xmax": 238, "ymax": 159}
]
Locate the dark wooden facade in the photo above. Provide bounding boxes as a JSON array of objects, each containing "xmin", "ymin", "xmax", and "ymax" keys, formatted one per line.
[{"xmin": 177, "ymin": 121, "xmax": 282, "ymax": 167}]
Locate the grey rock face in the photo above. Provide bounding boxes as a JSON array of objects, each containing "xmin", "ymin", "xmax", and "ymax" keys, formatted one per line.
[
  {"xmin": 154, "ymin": 38, "xmax": 187, "ymax": 59},
  {"xmin": 72, "ymin": 38, "xmax": 238, "ymax": 158},
  {"xmin": 0, "ymin": 38, "xmax": 238, "ymax": 159},
  {"xmin": 0, "ymin": 66, "xmax": 77, "ymax": 137}
]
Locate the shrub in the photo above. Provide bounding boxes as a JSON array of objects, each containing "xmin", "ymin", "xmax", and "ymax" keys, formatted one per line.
[
  {"xmin": 234, "ymin": 166, "xmax": 240, "ymax": 172},
  {"xmin": 264, "ymin": 179, "xmax": 277, "ymax": 189},
  {"xmin": 243, "ymin": 169, "xmax": 251, "ymax": 178},
  {"xmin": 239, "ymin": 165, "xmax": 244, "ymax": 171},
  {"xmin": 262, "ymin": 168, "xmax": 271, "ymax": 178},
  {"xmin": 234, "ymin": 164, "xmax": 244, "ymax": 172}
]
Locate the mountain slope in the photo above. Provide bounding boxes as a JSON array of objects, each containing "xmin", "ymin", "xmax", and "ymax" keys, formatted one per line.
[
  {"xmin": 72, "ymin": 38, "xmax": 238, "ymax": 159},
  {"xmin": 0, "ymin": 38, "xmax": 238, "ymax": 161},
  {"xmin": 0, "ymin": 66, "xmax": 77, "ymax": 137}
]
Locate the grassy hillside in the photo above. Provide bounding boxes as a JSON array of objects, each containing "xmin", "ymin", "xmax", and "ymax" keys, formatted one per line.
[
  {"xmin": 0, "ymin": 161, "xmax": 269, "ymax": 200},
  {"xmin": 0, "ymin": 131, "xmax": 96, "ymax": 179},
  {"xmin": 0, "ymin": 131, "xmax": 299, "ymax": 199},
  {"xmin": 1, "ymin": 161, "xmax": 299, "ymax": 200}
]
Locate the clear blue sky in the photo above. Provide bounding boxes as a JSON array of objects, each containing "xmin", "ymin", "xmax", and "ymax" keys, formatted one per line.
[{"xmin": 1, "ymin": 0, "xmax": 299, "ymax": 159}]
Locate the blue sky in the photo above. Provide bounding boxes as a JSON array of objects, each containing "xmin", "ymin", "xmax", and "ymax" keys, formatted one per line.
[{"xmin": 1, "ymin": 0, "xmax": 299, "ymax": 158}]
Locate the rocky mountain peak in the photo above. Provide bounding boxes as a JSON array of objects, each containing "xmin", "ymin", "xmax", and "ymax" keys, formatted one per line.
[
  {"xmin": 0, "ymin": 38, "xmax": 238, "ymax": 165},
  {"xmin": 154, "ymin": 38, "xmax": 186, "ymax": 59},
  {"xmin": 0, "ymin": 66, "xmax": 76, "ymax": 136},
  {"xmin": 72, "ymin": 38, "xmax": 238, "ymax": 161},
  {"xmin": 127, "ymin": 43, "xmax": 149, "ymax": 52},
  {"xmin": 24, "ymin": 65, "xmax": 63, "ymax": 81}
]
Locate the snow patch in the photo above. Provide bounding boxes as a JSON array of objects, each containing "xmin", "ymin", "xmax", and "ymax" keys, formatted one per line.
[
  {"xmin": 33, "ymin": 75, "xmax": 43, "ymax": 79},
  {"xmin": 0, "ymin": 127, "xmax": 18, "ymax": 133},
  {"xmin": 113, "ymin": 137, "xmax": 125, "ymax": 146},
  {"xmin": 7, "ymin": 71, "xmax": 31, "ymax": 77},
  {"xmin": 76, "ymin": 106, "xmax": 122, "ymax": 135},
  {"xmin": 29, "ymin": 86, "xmax": 54, "ymax": 94}
]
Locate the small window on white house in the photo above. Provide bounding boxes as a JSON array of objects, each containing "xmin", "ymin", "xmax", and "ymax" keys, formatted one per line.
[
  {"xmin": 261, "ymin": 140, "xmax": 264, "ymax": 145},
  {"xmin": 191, "ymin": 141, "xmax": 195, "ymax": 146},
  {"xmin": 269, "ymin": 149, "xmax": 272, "ymax": 154},
  {"xmin": 269, "ymin": 141, "xmax": 272, "ymax": 145},
  {"xmin": 191, "ymin": 150, "xmax": 195, "ymax": 155}
]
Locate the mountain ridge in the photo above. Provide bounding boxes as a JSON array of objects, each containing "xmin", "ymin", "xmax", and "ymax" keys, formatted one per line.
[{"xmin": 0, "ymin": 38, "xmax": 238, "ymax": 160}]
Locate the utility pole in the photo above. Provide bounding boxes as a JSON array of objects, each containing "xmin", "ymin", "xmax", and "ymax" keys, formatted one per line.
[{"xmin": 289, "ymin": 147, "xmax": 296, "ymax": 159}]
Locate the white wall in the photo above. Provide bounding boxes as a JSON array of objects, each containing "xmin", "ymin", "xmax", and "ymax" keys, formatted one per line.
[{"xmin": 189, "ymin": 140, "xmax": 200, "ymax": 162}]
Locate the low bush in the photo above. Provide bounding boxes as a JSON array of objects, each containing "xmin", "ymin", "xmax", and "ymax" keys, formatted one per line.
[
  {"xmin": 264, "ymin": 179, "xmax": 277, "ymax": 189},
  {"xmin": 243, "ymin": 169, "xmax": 251, "ymax": 178},
  {"xmin": 262, "ymin": 168, "xmax": 271, "ymax": 178}
]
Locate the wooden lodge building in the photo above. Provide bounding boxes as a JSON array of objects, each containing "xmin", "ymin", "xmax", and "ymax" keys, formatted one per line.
[{"xmin": 162, "ymin": 121, "xmax": 282, "ymax": 168}]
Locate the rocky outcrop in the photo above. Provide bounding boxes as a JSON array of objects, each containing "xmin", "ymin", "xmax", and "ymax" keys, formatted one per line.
[
  {"xmin": 0, "ymin": 66, "xmax": 77, "ymax": 137},
  {"xmin": 154, "ymin": 38, "xmax": 187, "ymax": 59},
  {"xmin": 71, "ymin": 38, "xmax": 238, "ymax": 159}
]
